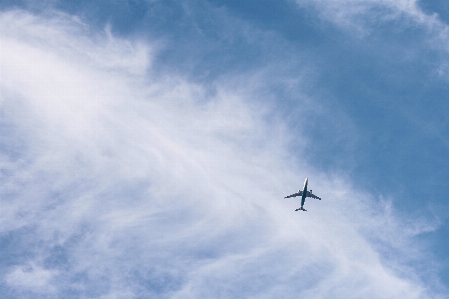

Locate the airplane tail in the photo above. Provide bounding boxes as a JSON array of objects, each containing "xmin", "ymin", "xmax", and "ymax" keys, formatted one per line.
[{"xmin": 295, "ymin": 207, "xmax": 307, "ymax": 212}]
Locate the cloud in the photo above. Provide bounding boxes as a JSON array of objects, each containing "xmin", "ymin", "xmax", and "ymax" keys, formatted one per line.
[
  {"xmin": 295, "ymin": 0, "xmax": 436, "ymax": 32},
  {"xmin": 295, "ymin": 0, "xmax": 449, "ymax": 60},
  {"xmin": 5, "ymin": 263, "xmax": 57, "ymax": 293},
  {"xmin": 0, "ymin": 7, "xmax": 444, "ymax": 299}
]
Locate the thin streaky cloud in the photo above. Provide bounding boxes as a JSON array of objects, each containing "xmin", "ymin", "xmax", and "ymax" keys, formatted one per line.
[{"xmin": 0, "ymin": 6, "xmax": 446, "ymax": 299}]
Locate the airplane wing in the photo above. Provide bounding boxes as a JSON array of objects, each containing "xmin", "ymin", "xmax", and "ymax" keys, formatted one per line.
[
  {"xmin": 307, "ymin": 191, "xmax": 321, "ymax": 200},
  {"xmin": 284, "ymin": 191, "xmax": 302, "ymax": 198}
]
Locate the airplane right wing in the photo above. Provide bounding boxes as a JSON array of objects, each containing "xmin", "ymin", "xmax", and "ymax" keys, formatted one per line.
[
  {"xmin": 284, "ymin": 191, "xmax": 302, "ymax": 198},
  {"xmin": 307, "ymin": 191, "xmax": 321, "ymax": 200}
]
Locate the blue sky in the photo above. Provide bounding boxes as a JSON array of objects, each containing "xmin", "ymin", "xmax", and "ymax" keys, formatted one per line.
[{"xmin": 1, "ymin": 0, "xmax": 448, "ymax": 298}]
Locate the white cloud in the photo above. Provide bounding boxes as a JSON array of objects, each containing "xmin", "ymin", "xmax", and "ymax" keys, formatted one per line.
[
  {"xmin": 295, "ymin": 0, "xmax": 441, "ymax": 36},
  {"xmin": 0, "ymin": 8, "xmax": 442, "ymax": 299},
  {"xmin": 5, "ymin": 263, "xmax": 57, "ymax": 292}
]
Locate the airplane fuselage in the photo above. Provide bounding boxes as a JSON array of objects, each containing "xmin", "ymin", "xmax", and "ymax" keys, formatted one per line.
[{"xmin": 298, "ymin": 178, "xmax": 308, "ymax": 211}]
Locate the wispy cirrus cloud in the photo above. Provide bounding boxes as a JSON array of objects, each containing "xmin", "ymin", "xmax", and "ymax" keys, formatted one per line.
[
  {"xmin": 295, "ymin": 0, "xmax": 449, "ymax": 70},
  {"xmin": 5, "ymin": 263, "xmax": 57, "ymax": 293},
  {"xmin": 0, "ymin": 7, "xmax": 444, "ymax": 299},
  {"xmin": 296, "ymin": 0, "xmax": 439, "ymax": 33}
]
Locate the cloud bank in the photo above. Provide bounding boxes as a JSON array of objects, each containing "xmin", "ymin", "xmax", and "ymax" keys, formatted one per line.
[{"xmin": 0, "ymin": 8, "xmax": 444, "ymax": 299}]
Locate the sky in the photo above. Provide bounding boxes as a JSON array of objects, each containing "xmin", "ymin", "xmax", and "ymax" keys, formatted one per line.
[{"xmin": 1, "ymin": 0, "xmax": 449, "ymax": 298}]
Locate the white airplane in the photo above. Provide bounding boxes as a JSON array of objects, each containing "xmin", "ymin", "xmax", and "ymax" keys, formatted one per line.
[{"xmin": 284, "ymin": 178, "xmax": 321, "ymax": 211}]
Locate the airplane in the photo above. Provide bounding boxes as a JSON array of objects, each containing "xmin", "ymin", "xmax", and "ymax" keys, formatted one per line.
[{"xmin": 284, "ymin": 178, "xmax": 321, "ymax": 211}]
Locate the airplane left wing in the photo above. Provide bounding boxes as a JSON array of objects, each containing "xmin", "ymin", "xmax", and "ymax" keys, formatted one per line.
[
  {"xmin": 307, "ymin": 191, "xmax": 321, "ymax": 200},
  {"xmin": 284, "ymin": 191, "xmax": 302, "ymax": 198}
]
